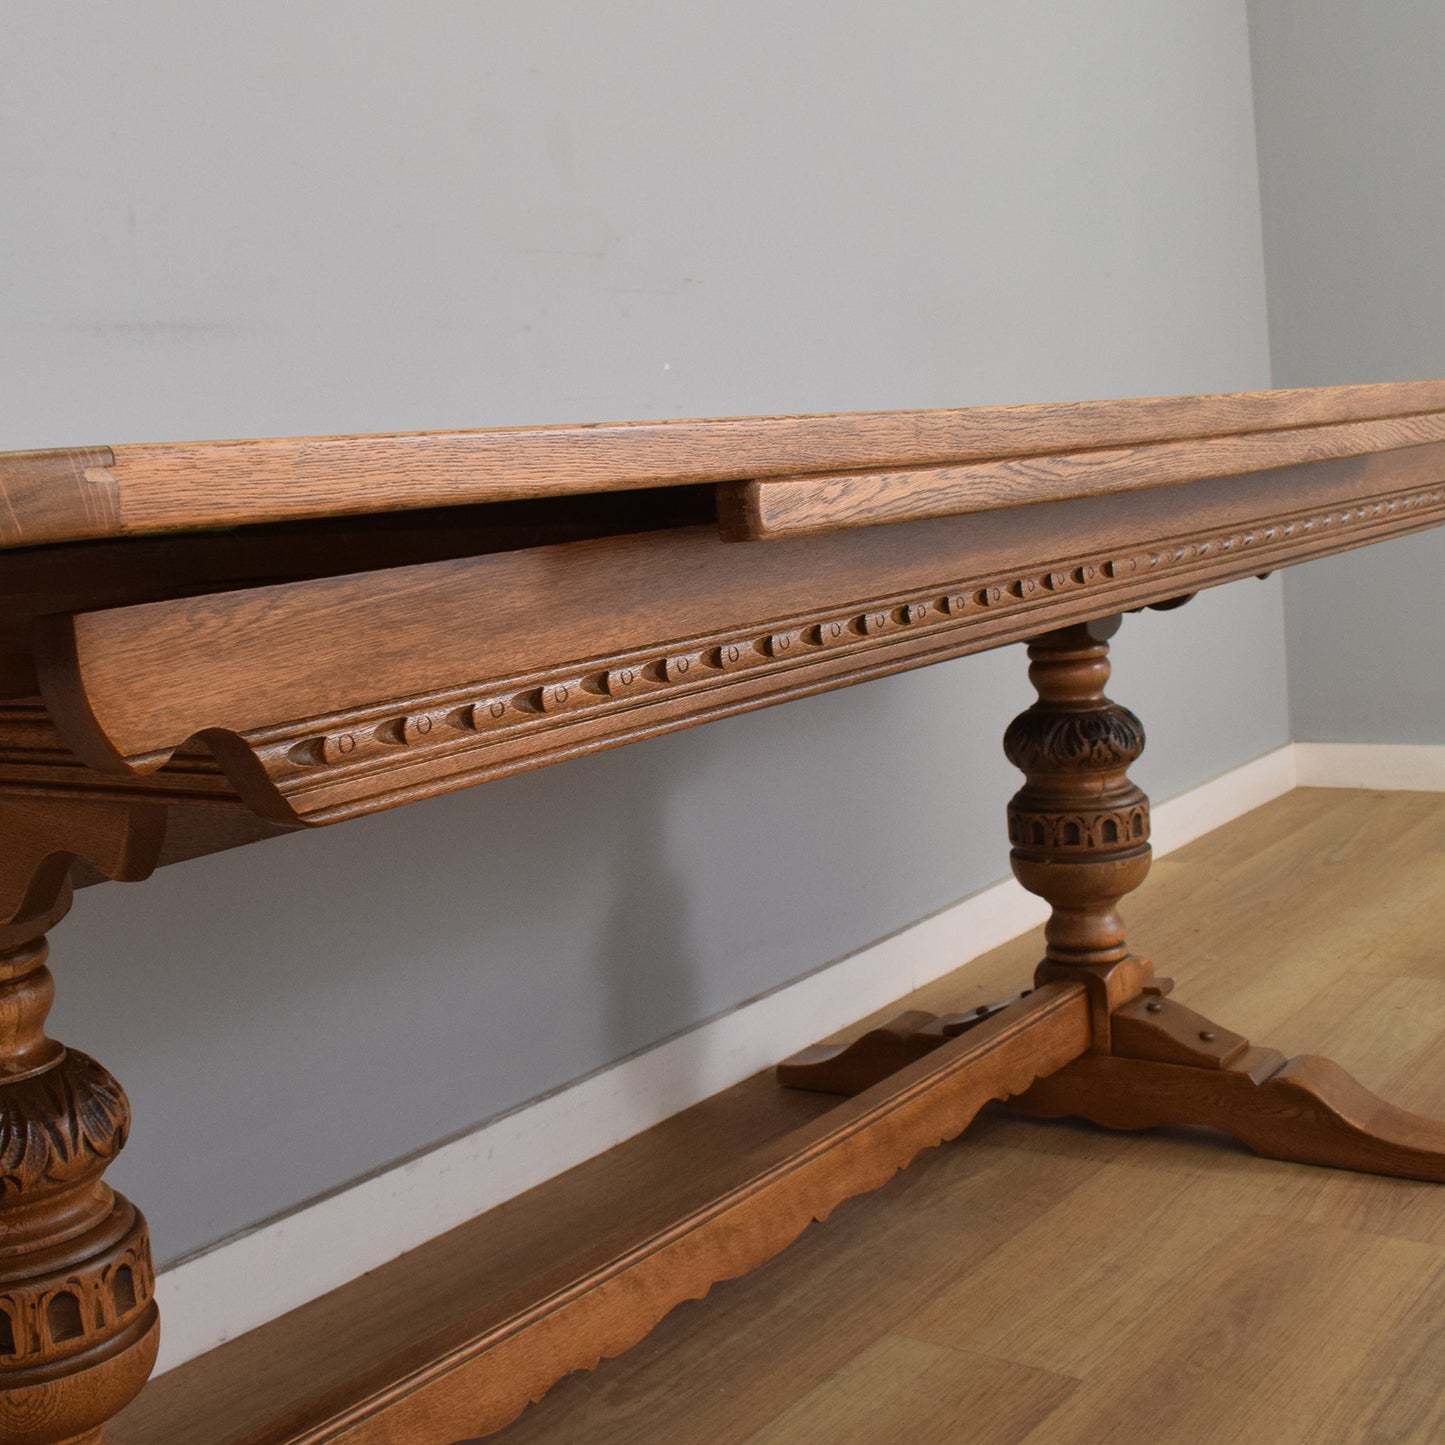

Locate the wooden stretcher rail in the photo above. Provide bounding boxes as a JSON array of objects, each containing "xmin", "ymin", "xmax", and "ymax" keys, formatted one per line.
[{"xmin": 5, "ymin": 378, "xmax": 1445, "ymax": 549}]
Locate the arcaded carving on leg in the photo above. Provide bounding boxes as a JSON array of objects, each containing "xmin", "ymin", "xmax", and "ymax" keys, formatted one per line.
[{"xmin": 0, "ymin": 935, "xmax": 159, "ymax": 1445}]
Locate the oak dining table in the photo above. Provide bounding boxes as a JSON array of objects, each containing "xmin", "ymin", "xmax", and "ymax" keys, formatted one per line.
[{"xmin": 3, "ymin": 379, "xmax": 1445, "ymax": 1443}]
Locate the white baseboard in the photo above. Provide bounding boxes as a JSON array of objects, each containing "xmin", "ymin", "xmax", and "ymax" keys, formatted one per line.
[
  {"xmin": 1147, "ymin": 745, "xmax": 1298, "ymax": 855},
  {"xmin": 1294, "ymin": 742, "xmax": 1445, "ymax": 792},
  {"xmin": 152, "ymin": 743, "xmax": 1299, "ymax": 1375}
]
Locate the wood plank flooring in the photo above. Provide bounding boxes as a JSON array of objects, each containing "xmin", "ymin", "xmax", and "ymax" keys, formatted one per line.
[{"xmin": 489, "ymin": 788, "xmax": 1445, "ymax": 1444}]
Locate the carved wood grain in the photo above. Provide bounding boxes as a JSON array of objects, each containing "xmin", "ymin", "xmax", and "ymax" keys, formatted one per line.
[{"xmin": 7, "ymin": 380, "xmax": 1445, "ymax": 550}]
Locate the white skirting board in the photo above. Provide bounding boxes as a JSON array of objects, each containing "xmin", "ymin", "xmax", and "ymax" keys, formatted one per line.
[
  {"xmin": 1294, "ymin": 742, "xmax": 1445, "ymax": 792},
  {"xmin": 153, "ymin": 739, "xmax": 1445, "ymax": 1375}
]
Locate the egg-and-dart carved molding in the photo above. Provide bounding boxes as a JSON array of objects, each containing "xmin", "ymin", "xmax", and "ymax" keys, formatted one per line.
[
  {"xmin": 216, "ymin": 478, "xmax": 1445, "ymax": 825},
  {"xmin": 4, "ymin": 480, "xmax": 1442, "ymax": 823}
]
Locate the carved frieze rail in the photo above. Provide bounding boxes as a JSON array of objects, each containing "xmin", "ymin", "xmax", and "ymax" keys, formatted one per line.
[{"xmin": 14, "ymin": 470, "xmax": 1445, "ymax": 826}]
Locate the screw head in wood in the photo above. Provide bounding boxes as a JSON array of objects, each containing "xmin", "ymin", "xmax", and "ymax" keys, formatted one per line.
[
  {"xmin": 1145, "ymin": 1000, "xmax": 1163, "ymax": 1013},
  {"xmin": 1199, "ymin": 1030, "xmax": 1216, "ymax": 1042}
]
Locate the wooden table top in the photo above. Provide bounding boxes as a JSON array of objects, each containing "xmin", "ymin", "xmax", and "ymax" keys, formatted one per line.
[{"xmin": 5, "ymin": 379, "xmax": 1445, "ymax": 549}]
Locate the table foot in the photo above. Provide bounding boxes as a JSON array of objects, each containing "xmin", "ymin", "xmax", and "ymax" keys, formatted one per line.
[
  {"xmin": 1009, "ymin": 992, "xmax": 1445, "ymax": 1181},
  {"xmin": 783, "ymin": 986, "xmax": 1445, "ymax": 1181}
]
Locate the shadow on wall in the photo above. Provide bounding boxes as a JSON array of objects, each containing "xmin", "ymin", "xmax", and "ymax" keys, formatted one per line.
[
  {"xmin": 598, "ymin": 772, "xmax": 699, "ymax": 1104},
  {"xmin": 45, "ymin": 742, "xmax": 717, "ymax": 1262},
  {"xmin": 55, "ymin": 665, "xmax": 1018, "ymax": 1263}
]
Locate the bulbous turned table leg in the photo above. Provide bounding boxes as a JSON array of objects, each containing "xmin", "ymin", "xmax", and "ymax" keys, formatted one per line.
[
  {"xmin": 1002, "ymin": 615, "xmax": 1157, "ymax": 1039},
  {"xmin": 783, "ymin": 612, "xmax": 1445, "ymax": 1183},
  {"xmin": 0, "ymin": 934, "xmax": 159, "ymax": 1445},
  {"xmin": 777, "ymin": 613, "xmax": 1155, "ymax": 1095},
  {"xmin": 1002, "ymin": 614, "xmax": 1445, "ymax": 1183}
]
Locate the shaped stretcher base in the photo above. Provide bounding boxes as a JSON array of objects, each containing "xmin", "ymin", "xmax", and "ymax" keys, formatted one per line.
[{"xmin": 1008, "ymin": 1046, "xmax": 1445, "ymax": 1181}]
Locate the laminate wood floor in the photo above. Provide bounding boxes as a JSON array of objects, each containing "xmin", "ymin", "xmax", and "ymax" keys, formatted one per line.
[{"xmin": 490, "ymin": 788, "xmax": 1445, "ymax": 1445}]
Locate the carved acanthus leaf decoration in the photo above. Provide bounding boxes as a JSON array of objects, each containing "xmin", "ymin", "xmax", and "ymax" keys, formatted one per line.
[
  {"xmin": 0, "ymin": 1050, "xmax": 130, "ymax": 1199},
  {"xmin": 1003, "ymin": 706, "xmax": 1146, "ymax": 774}
]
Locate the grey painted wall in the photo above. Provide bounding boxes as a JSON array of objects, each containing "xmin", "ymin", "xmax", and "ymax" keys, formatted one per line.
[
  {"xmin": 1249, "ymin": 0, "xmax": 1445, "ymax": 742},
  {"xmin": 2, "ymin": 2, "xmax": 1283, "ymax": 1265}
]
